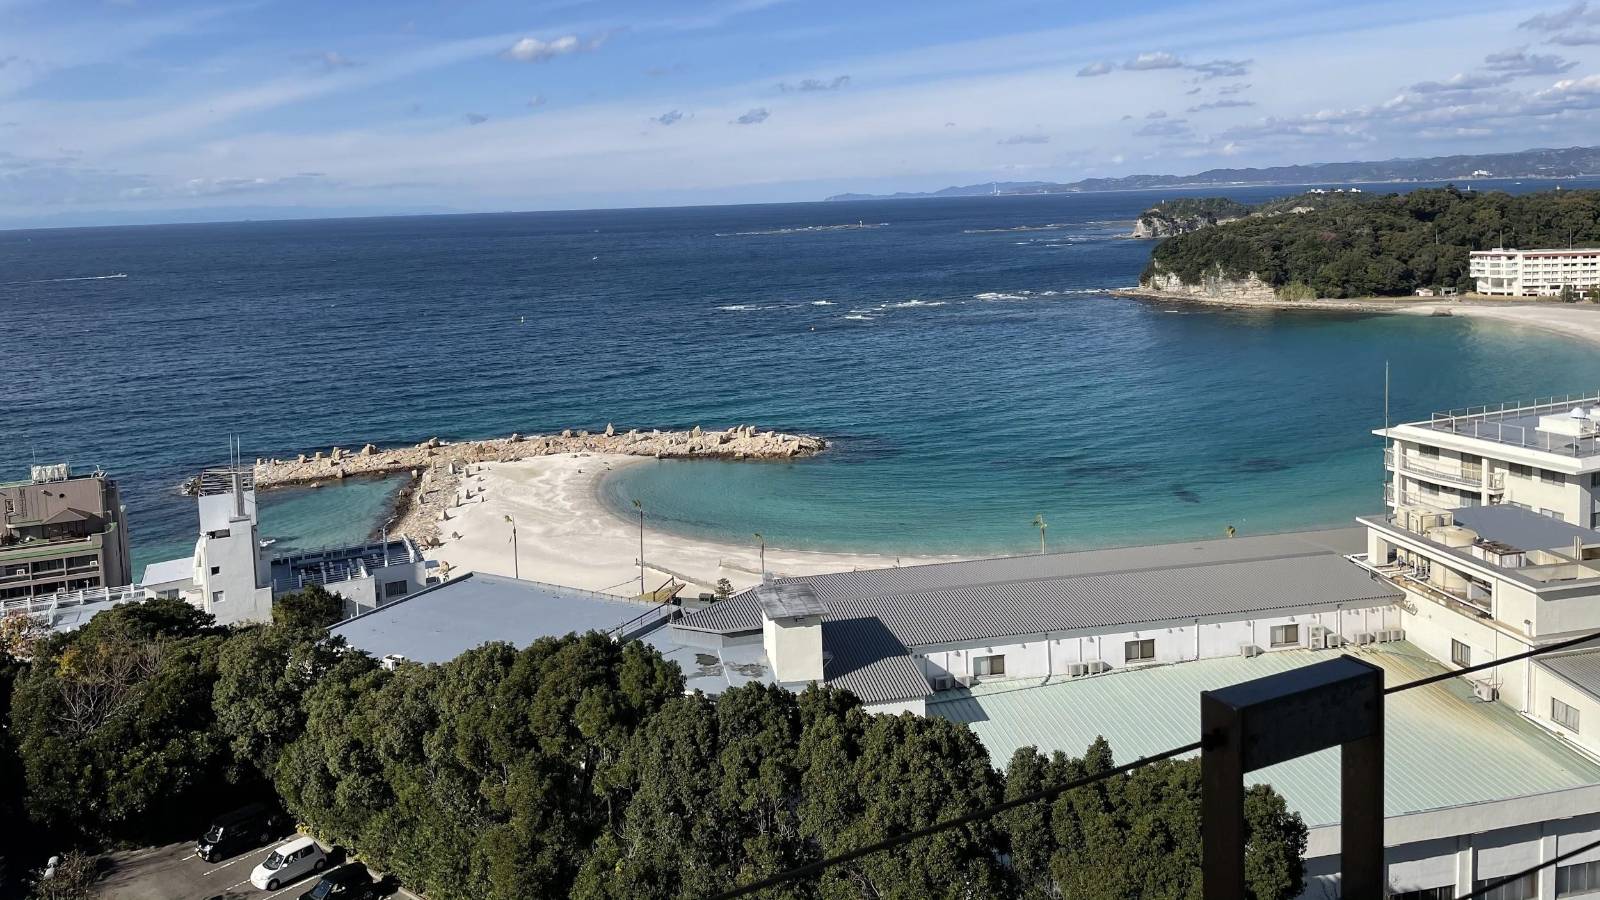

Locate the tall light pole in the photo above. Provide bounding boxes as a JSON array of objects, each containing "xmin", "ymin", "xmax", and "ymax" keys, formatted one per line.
[
  {"xmin": 503, "ymin": 515, "xmax": 518, "ymax": 579},
  {"xmin": 1032, "ymin": 514, "xmax": 1048, "ymax": 554},
  {"xmin": 754, "ymin": 532, "xmax": 765, "ymax": 578},
  {"xmin": 632, "ymin": 499, "xmax": 645, "ymax": 597}
]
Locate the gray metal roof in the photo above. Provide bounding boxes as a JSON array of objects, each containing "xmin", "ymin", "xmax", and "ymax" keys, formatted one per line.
[
  {"xmin": 822, "ymin": 618, "xmax": 930, "ymax": 704},
  {"xmin": 756, "ymin": 581, "xmax": 828, "ymax": 620},
  {"xmin": 1538, "ymin": 645, "xmax": 1600, "ymax": 700},
  {"xmin": 330, "ymin": 573, "xmax": 663, "ymax": 663},
  {"xmin": 678, "ymin": 528, "xmax": 1395, "ymax": 649},
  {"xmin": 1452, "ymin": 505, "xmax": 1600, "ymax": 554}
]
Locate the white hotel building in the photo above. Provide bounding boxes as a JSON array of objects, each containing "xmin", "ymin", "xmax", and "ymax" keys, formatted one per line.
[{"xmin": 1470, "ymin": 247, "xmax": 1600, "ymax": 297}]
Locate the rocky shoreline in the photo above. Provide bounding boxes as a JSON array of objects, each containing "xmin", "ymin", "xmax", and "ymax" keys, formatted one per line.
[
  {"xmin": 1110, "ymin": 285, "xmax": 1445, "ymax": 313},
  {"xmin": 248, "ymin": 426, "xmax": 827, "ymax": 547}
]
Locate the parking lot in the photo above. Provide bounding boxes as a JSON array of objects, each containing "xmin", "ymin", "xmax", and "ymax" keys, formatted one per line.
[{"xmin": 95, "ymin": 836, "xmax": 414, "ymax": 900}]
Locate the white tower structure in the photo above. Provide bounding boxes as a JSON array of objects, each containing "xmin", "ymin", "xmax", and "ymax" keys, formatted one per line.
[{"xmin": 190, "ymin": 467, "xmax": 273, "ymax": 625}]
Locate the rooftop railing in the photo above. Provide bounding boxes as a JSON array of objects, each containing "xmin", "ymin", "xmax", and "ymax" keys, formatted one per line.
[
  {"xmin": 1, "ymin": 584, "xmax": 146, "ymax": 619},
  {"xmin": 1419, "ymin": 393, "xmax": 1600, "ymax": 458}
]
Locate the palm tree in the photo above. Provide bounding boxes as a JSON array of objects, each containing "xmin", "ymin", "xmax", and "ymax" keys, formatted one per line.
[{"xmin": 1032, "ymin": 514, "xmax": 1048, "ymax": 554}]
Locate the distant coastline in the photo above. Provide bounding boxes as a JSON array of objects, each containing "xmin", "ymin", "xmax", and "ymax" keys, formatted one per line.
[{"xmin": 825, "ymin": 145, "xmax": 1600, "ymax": 201}]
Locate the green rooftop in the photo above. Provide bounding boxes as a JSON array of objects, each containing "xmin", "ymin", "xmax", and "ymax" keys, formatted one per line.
[{"xmin": 930, "ymin": 643, "xmax": 1600, "ymax": 827}]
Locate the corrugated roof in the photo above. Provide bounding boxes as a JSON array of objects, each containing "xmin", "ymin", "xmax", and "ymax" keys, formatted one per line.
[
  {"xmin": 1538, "ymin": 646, "xmax": 1600, "ymax": 700},
  {"xmin": 822, "ymin": 617, "xmax": 930, "ymax": 704},
  {"xmin": 330, "ymin": 572, "xmax": 662, "ymax": 663},
  {"xmin": 931, "ymin": 644, "xmax": 1600, "ymax": 827},
  {"xmin": 757, "ymin": 581, "xmax": 828, "ymax": 619},
  {"xmin": 678, "ymin": 528, "xmax": 1396, "ymax": 649}
]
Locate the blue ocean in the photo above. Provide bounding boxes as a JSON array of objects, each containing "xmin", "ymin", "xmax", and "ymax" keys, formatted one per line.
[{"xmin": 6, "ymin": 180, "xmax": 1600, "ymax": 574}]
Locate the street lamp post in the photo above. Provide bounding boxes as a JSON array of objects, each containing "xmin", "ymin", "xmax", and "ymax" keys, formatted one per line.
[
  {"xmin": 754, "ymin": 532, "xmax": 765, "ymax": 578},
  {"xmin": 632, "ymin": 499, "xmax": 645, "ymax": 597},
  {"xmin": 503, "ymin": 515, "xmax": 518, "ymax": 579},
  {"xmin": 1032, "ymin": 514, "xmax": 1048, "ymax": 554}
]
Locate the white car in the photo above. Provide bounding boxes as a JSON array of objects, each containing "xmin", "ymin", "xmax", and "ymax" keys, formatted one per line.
[{"xmin": 249, "ymin": 836, "xmax": 327, "ymax": 891}]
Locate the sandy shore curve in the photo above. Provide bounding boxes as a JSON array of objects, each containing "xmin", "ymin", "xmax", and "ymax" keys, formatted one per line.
[{"xmin": 424, "ymin": 454, "xmax": 958, "ymax": 597}]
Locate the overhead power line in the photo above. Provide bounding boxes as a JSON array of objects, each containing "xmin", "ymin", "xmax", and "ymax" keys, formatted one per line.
[{"xmin": 707, "ymin": 628, "xmax": 1600, "ymax": 899}]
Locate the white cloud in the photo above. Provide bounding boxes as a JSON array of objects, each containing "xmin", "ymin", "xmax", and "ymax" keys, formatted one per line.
[
  {"xmin": 1519, "ymin": 2, "xmax": 1599, "ymax": 31},
  {"xmin": 1124, "ymin": 51, "xmax": 1184, "ymax": 71},
  {"xmin": 1188, "ymin": 99, "xmax": 1256, "ymax": 112},
  {"xmin": 1134, "ymin": 117, "xmax": 1192, "ymax": 137},
  {"xmin": 1146, "ymin": 109, "xmax": 1168, "ymax": 119},
  {"xmin": 779, "ymin": 75, "xmax": 850, "ymax": 92},
  {"xmin": 732, "ymin": 107, "xmax": 769, "ymax": 125},
  {"xmin": 1483, "ymin": 48, "xmax": 1576, "ymax": 75},
  {"xmin": 1189, "ymin": 58, "xmax": 1252, "ymax": 79},
  {"xmin": 1410, "ymin": 72, "xmax": 1511, "ymax": 92},
  {"xmin": 654, "ymin": 109, "xmax": 684, "ymax": 125},
  {"xmin": 997, "ymin": 133, "xmax": 1048, "ymax": 144},
  {"xmin": 464, "ymin": 112, "xmax": 488, "ymax": 125},
  {"xmin": 527, "ymin": 95, "xmax": 547, "ymax": 109},
  {"xmin": 504, "ymin": 33, "xmax": 611, "ymax": 63},
  {"xmin": 1076, "ymin": 60, "xmax": 1114, "ymax": 77}
]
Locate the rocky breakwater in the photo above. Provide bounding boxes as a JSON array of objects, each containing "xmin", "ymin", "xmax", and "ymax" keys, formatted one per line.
[{"xmin": 251, "ymin": 426, "xmax": 828, "ymax": 546}]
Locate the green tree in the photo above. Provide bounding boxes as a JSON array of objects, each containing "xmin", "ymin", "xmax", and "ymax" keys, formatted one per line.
[
  {"xmin": 714, "ymin": 578, "xmax": 734, "ymax": 602},
  {"xmin": 273, "ymin": 584, "xmax": 347, "ymax": 630},
  {"xmin": 213, "ymin": 626, "xmax": 359, "ymax": 776},
  {"xmin": 28, "ymin": 851, "xmax": 101, "ymax": 900}
]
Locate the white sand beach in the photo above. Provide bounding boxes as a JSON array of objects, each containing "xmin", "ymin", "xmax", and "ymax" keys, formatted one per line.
[
  {"xmin": 1406, "ymin": 301, "xmax": 1600, "ymax": 346},
  {"xmin": 424, "ymin": 454, "xmax": 958, "ymax": 597}
]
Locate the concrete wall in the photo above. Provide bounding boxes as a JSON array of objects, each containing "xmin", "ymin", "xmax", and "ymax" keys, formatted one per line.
[
  {"xmin": 1401, "ymin": 593, "xmax": 1532, "ymax": 711},
  {"xmin": 863, "ymin": 696, "xmax": 927, "ymax": 717},
  {"xmin": 1531, "ymin": 666, "xmax": 1600, "ymax": 760},
  {"xmin": 763, "ymin": 614, "xmax": 823, "ymax": 683},
  {"xmin": 1300, "ymin": 786, "xmax": 1600, "ymax": 900},
  {"xmin": 914, "ymin": 603, "xmax": 1400, "ymax": 685}
]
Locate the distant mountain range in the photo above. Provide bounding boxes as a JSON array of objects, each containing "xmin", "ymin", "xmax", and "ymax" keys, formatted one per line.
[{"xmin": 823, "ymin": 146, "xmax": 1600, "ymax": 201}]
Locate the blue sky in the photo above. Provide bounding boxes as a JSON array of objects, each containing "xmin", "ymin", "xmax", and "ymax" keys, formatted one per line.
[{"xmin": 5, "ymin": 0, "xmax": 1600, "ymax": 224}]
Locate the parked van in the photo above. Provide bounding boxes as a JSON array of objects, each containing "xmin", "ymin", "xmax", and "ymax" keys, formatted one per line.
[
  {"xmin": 298, "ymin": 863, "xmax": 379, "ymax": 899},
  {"xmin": 250, "ymin": 836, "xmax": 327, "ymax": 891},
  {"xmin": 196, "ymin": 803, "xmax": 281, "ymax": 862}
]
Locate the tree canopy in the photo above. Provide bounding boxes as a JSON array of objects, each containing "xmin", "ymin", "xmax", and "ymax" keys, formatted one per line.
[
  {"xmin": 272, "ymin": 584, "xmax": 348, "ymax": 630},
  {"xmin": 1142, "ymin": 187, "xmax": 1600, "ymax": 297},
  {"xmin": 0, "ymin": 604, "xmax": 1310, "ymax": 899}
]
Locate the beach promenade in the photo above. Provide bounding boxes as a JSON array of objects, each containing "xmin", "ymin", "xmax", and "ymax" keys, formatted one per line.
[{"xmin": 425, "ymin": 455, "xmax": 956, "ymax": 598}]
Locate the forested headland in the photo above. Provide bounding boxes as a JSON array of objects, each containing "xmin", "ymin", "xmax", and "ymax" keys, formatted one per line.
[{"xmin": 1140, "ymin": 187, "xmax": 1600, "ymax": 298}]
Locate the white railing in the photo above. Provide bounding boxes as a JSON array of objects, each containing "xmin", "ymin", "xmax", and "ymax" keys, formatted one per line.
[
  {"xmin": 1423, "ymin": 394, "xmax": 1600, "ymax": 458},
  {"xmin": 1, "ymin": 584, "xmax": 146, "ymax": 618},
  {"xmin": 1386, "ymin": 450, "xmax": 1482, "ymax": 487}
]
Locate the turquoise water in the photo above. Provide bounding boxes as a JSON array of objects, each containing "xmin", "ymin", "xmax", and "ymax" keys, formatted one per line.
[
  {"xmin": 4, "ymin": 182, "xmax": 1600, "ymax": 572},
  {"xmin": 600, "ymin": 308, "xmax": 1600, "ymax": 556}
]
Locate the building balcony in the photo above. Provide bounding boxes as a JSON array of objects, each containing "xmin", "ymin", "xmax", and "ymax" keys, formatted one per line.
[{"xmin": 1386, "ymin": 449, "xmax": 1484, "ymax": 489}]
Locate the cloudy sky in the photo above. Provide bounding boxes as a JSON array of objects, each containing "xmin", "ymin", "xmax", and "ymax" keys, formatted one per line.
[{"xmin": 6, "ymin": 0, "xmax": 1600, "ymax": 225}]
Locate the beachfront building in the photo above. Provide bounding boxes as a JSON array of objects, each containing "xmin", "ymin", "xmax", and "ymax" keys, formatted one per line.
[
  {"xmin": 0, "ymin": 464, "xmax": 132, "ymax": 603},
  {"xmin": 1470, "ymin": 247, "xmax": 1600, "ymax": 296},
  {"xmin": 672, "ymin": 528, "xmax": 1402, "ymax": 714},
  {"xmin": 141, "ymin": 465, "xmax": 431, "ymax": 625},
  {"xmin": 1354, "ymin": 393, "xmax": 1600, "ymax": 758}
]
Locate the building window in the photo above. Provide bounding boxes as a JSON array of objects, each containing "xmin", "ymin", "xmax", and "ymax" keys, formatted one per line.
[
  {"xmin": 1510, "ymin": 463, "xmax": 1534, "ymax": 479},
  {"xmin": 1475, "ymin": 873, "xmax": 1537, "ymax": 900},
  {"xmin": 211, "ymin": 590, "xmax": 224, "ymax": 604},
  {"xmin": 207, "ymin": 529, "xmax": 229, "ymax": 540},
  {"xmin": 1542, "ymin": 508, "xmax": 1568, "ymax": 522},
  {"xmin": 973, "ymin": 654, "xmax": 1006, "ymax": 677},
  {"xmin": 1558, "ymin": 859, "xmax": 1600, "ymax": 897},
  {"xmin": 1542, "ymin": 468, "xmax": 1566, "ymax": 485},
  {"xmin": 383, "ymin": 580, "xmax": 408, "ymax": 600},
  {"xmin": 1270, "ymin": 624, "xmax": 1299, "ymax": 647},
  {"xmin": 1391, "ymin": 888, "xmax": 1453, "ymax": 900},
  {"xmin": 1451, "ymin": 639, "xmax": 1471, "ymax": 668},
  {"xmin": 1554, "ymin": 697, "xmax": 1581, "ymax": 733},
  {"xmin": 210, "ymin": 566, "xmax": 220, "ymax": 575},
  {"xmin": 1420, "ymin": 445, "xmax": 1440, "ymax": 459},
  {"xmin": 1125, "ymin": 639, "xmax": 1156, "ymax": 662}
]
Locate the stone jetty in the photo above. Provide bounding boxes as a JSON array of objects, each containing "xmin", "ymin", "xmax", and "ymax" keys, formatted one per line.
[{"xmin": 248, "ymin": 427, "xmax": 828, "ymax": 547}]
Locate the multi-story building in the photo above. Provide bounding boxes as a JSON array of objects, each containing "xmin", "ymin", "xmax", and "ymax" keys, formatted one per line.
[
  {"xmin": 141, "ymin": 465, "xmax": 431, "ymax": 626},
  {"xmin": 1470, "ymin": 247, "xmax": 1600, "ymax": 296},
  {"xmin": 1358, "ymin": 393, "xmax": 1600, "ymax": 755},
  {"xmin": 0, "ymin": 464, "xmax": 132, "ymax": 603}
]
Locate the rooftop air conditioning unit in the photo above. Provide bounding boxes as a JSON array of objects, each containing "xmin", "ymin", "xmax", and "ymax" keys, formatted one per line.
[
  {"xmin": 1355, "ymin": 632, "xmax": 1376, "ymax": 646},
  {"xmin": 1387, "ymin": 628, "xmax": 1406, "ymax": 643},
  {"xmin": 1084, "ymin": 660, "xmax": 1110, "ymax": 675},
  {"xmin": 1473, "ymin": 681, "xmax": 1500, "ymax": 703},
  {"xmin": 380, "ymin": 653, "xmax": 407, "ymax": 671},
  {"xmin": 1309, "ymin": 633, "xmax": 1328, "ymax": 650},
  {"xmin": 1066, "ymin": 663, "xmax": 1090, "ymax": 678},
  {"xmin": 931, "ymin": 675, "xmax": 955, "ymax": 692},
  {"xmin": 1239, "ymin": 643, "xmax": 1262, "ymax": 658},
  {"xmin": 1325, "ymin": 634, "xmax": 1345, "ymax": 649}
]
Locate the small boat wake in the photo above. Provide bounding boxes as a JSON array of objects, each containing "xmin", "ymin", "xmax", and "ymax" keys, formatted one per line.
[{"xmin": 3, "ymin": 273, "xmax": 128, "ymax": 285}]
